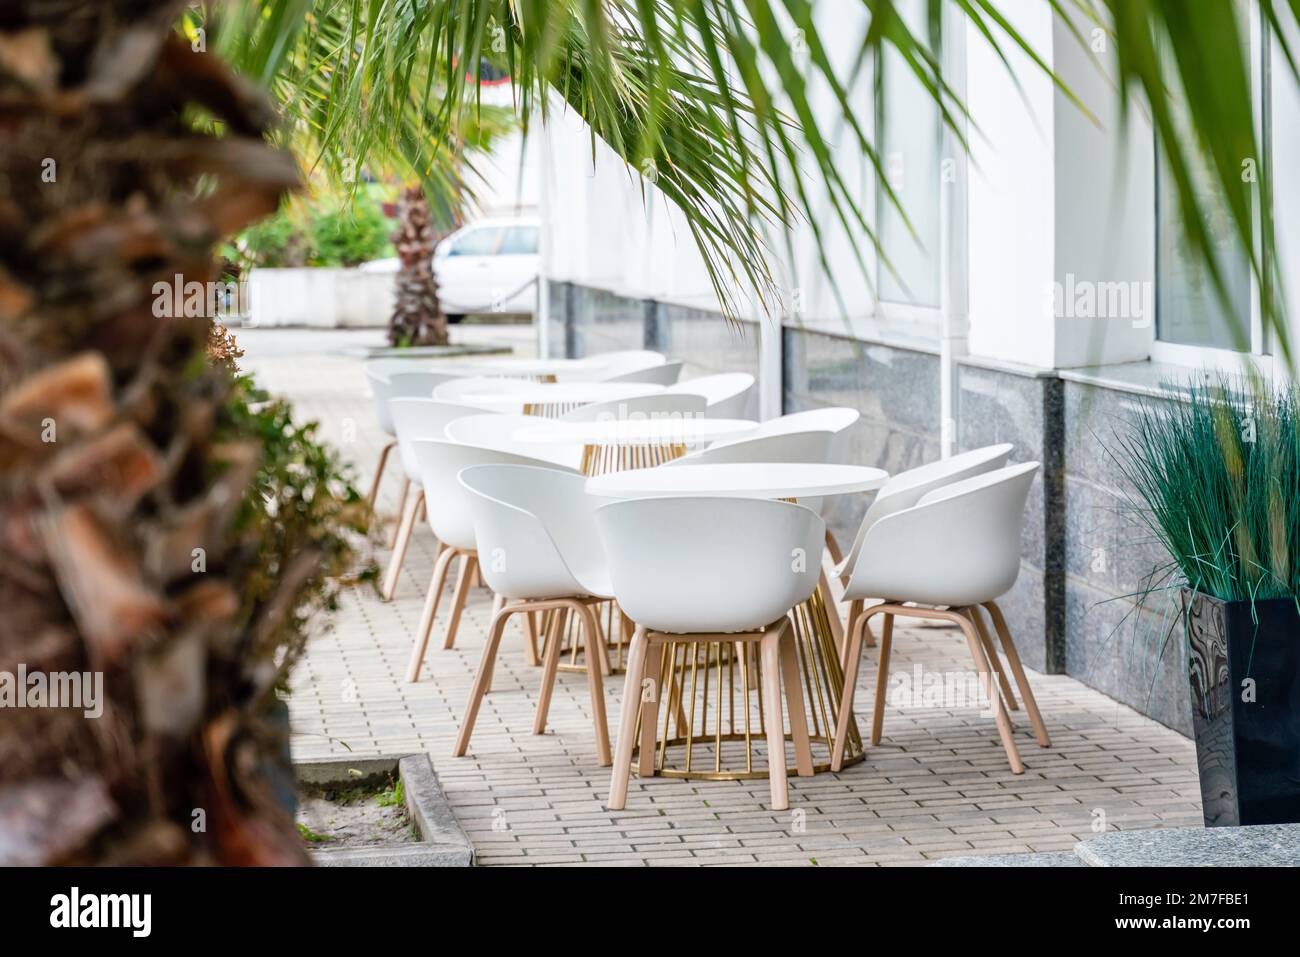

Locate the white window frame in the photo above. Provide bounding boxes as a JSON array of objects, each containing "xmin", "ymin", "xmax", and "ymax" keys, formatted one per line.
[
  {"xmin": 870, "ymin": 2, "xmax": 945, "ymax": 336},
  {"xmin": 1150, "ymin": 7, "xmax": 1274, "ymax": 378}
]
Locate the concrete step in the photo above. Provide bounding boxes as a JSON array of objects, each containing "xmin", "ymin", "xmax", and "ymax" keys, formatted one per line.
[{"xmin": 931, "ymin": 823, "xmax": 1300, "ymax": 867}]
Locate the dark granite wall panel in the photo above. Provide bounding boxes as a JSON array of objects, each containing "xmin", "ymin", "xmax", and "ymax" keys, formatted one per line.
[
  {"xmin": 953, "ymin": 362, "xmax": 1062, "ymax": 673},
  {"xmin": 665, "ymin": 307, "xmax": 760, "ymax": 381},
  {"xmin": 1062, "ymin": 380, "xmax": 1189, "ymax": 734},
  {"xmin": 551, "ymin": 283, "xmax": 645, "ymax": 358},
  {"xmin": 783, "ymin": 328, "xmax": 941, "ymax": 553}
]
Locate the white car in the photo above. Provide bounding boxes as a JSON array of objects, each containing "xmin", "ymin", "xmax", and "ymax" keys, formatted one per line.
[{"xmin": 361, "ymin": 215, "xmax": 539, "ymax": 322}]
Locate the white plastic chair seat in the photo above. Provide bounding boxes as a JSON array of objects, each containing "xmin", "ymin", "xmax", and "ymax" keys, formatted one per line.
[
  {"xmin": 445, "ymin": 413, "xmax": 582, "ymax": 470},
  {"xmin": 560, "ymin": 392, "xmax": 705, "ymax": 423},
  {"xmin": 459, "ymin": 464, "xmax": 612, "ymax": 601},
  {"xmin": 595, "ymin": 495, "xmax": 824, "ymax": 634},
  {"xmin": 843, "ymin": 462, "xmax": 1039, "ymax": 608},
  {"xmin": 837, "ymin": 443, "xmax": 1014, "ymax": 579},
  {"xmin": 413, "ymin": 439, "xmax": 578, "ymax": 552},
  {"xmin": 666, "ymin": 373, "xmax": 756, "ymax": 419},
  {"xmin": 389, "ymin": 398, "xmax": 483, "ymax": 485}
]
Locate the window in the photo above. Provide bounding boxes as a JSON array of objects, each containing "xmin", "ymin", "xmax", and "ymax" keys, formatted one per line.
[
  {"xmin": 498, "ymin": 225, "xmax": 539, "ymax": 255},
  {"xmin": 875, "ymin": 0, "xmax": 942, "ymax": 310},
  {"xmin": 447, "ymin": 227, "xmax": 502, "ymax": 256},
  {"xmin": 1155, "ymin": 3, "xmax": 1264, "ymax": 356}
]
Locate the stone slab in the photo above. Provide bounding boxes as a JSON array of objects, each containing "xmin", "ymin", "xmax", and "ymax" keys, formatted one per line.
[
  {"xmin": 930, "ymin": 852, "xmax": 1086, "ymax": 867},
  {"xmin": 1075, "ymin": 824, "xmax": 1300, "ymax": 867}
]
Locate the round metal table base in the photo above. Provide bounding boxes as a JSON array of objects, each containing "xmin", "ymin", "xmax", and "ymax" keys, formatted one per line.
[{"xmin": 627, "ymin": 590, "xmax": 865, "ymax": 782}]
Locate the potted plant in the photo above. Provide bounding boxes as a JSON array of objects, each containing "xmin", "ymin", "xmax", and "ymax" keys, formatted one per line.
[{"xmin": 1115, "ymin": 376, "xmax": 1300, "ymax": 827}]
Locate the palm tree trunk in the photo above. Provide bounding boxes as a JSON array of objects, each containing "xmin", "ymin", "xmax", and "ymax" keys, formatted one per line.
[
  {"xmin": 0, "ymin": 1, "xmax": 309, "ymax": 864},
  {"xmin": 388, "ymin": 185, "xmax": 448, "ymax": 347}
]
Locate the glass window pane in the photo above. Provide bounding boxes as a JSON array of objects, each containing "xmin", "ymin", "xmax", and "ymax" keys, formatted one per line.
[
  {"xmin": 1155, "ymin": 8, "xmax": 1253, "ymax": 349},
  {"xmin": 448, "ymin": 227, "xmax": 501, "ymax": 256},
  {"xmin": 876, "ymin": 0, "xmax": 941, "ymax": 308},
  {"xmin": 498, "ymin": 226, "xmax": 538, "ymax": 254}
]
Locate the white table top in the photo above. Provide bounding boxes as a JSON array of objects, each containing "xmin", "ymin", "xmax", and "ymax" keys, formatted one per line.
[
  {"xmin": 452, "ymin": 356, "xmax": 609, "ymax": 377},
  {"xmin": 458, "ymin": 382, "xmax": 665, "ymax": 408},
  {"xmin": 512, "ymin": 417, "xmax": 759, "ymax": 447},
  {"xmin": 586, "ymin": 463, "xmax": 889, "ymax": 499}
]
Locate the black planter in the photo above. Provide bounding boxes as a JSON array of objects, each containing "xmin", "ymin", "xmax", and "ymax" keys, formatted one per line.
[{"xmin": 1183, "ymin": 589, "xmax": 1300, "ymax": 826}]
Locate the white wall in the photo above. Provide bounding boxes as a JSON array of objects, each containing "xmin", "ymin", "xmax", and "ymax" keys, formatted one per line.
[{"xmin": 964, "ymin": 4, "xmax": 1057, "ymax": 368}]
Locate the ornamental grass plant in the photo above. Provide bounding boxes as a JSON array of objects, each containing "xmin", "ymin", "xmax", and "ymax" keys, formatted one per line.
[{"xmin": 1113, "ymin": 375, "xmax": 1300, "ymax": 604}]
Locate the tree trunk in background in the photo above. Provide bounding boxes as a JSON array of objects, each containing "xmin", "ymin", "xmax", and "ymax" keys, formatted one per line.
[
  {"xmin": 388, "ymin": 185, "xmax": 448, "ymax": 347},
  {"xmin": 0, "ymin": 1, "xmax": 308, "ymax": 864}
]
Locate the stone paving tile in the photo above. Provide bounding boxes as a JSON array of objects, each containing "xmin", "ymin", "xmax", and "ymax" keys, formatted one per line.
[{"xmin": 243, "ymin": 328, "xmax": 1206, "ymax": 868}]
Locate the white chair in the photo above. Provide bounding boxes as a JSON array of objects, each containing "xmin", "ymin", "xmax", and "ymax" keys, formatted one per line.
[
  {"xmin": 668, "ymin": 373, "xmax": 755, "ymax": 419},
  {"xmin": 433, "ymin": 376, "xmax": 536, "ymax": 408},
  {"xmin": 453, "ymin": 465, "xmax": 614, "ymax": 765},
  {"xmin": 379, "ymin": 399, "xmax": 483, "ymax": 600},
  {"xmin": 445, "ymin": 413, "xmax": 582, "ymax": 470},
  {"xmin": 583, "ymin": 349, "xmax": 665, "ymax": 381},
  {"xmin": 597, "ymin": 496, "xmax": 823, "ymax": 810},
  {"xmin": 405, "ymin": 440, "xmax": 579, "ymax": 681},
  {"xmin": 559, "ymin": 392, "xmax": 705, "ymax": 423},
  {"xmin": 363, "ymin": 361, "xmax": 468, "ymax": 510},
  {"xmin": 667, "ymin": 429, "xmax": 833, "ymax": 467},
  {"xmin": 737, "ymin": 407, "xmax": 861, "ymax": 563},
  {"xmin": 363, "ymin": 364, "xmax": 399, "ymax": 510},
  {"xmin": 838, "ymin": 443, "xmax": 1014, "ymax": 581},
  {"xmin": 388, "ymin": 369, "xmax": 463, "ymax": 401},
  {"xmin": 601, "ymin": 359, "xmax": 684, "ymax": 386},
  {"xmin": 831, "ymin": 462, "xmax": 1050, "ymax": 775}
]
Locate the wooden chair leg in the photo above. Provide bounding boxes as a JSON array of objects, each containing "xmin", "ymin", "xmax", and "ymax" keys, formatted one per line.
[
  {"xmin": 777, "ymin": 621, "xmax": 815, "ymax": 777},
  {"xmin": 954, "ymin": 608, "xmax": 1023, "ymax": 774},
  {"xmin": 984, "ymin": 601, "xmax": 1050, "ymax": 747},
  {"xmin": 367, "ymin": 440, "xmax": 396, "ymax": 509},
  {"xmin": 637, "ymin": 636, "xmax": 663, "ymax": 777},
  {"xmin": 967, "ymin": 605, "xmax": 1018, "ymax": 710},
  {"xmin": 824, "ymin": 526, "xmax": 845, "ymax": 566},
  {"xmin": 843, "ymin": 599, "xmax": 865, "ymax": 665},
  {"xmin": 608, "ymin": 626, "xmax": 649, "ymax": 810},
  {"xmin": 870, "ymin": 613, "xmax": 892, "ymax": 745},
  {"xmin": 533, "ymin": 608, "xmax": 566, "ymax": 735},
  {"xmin": 830, "ymin": 612, "xmax": 871, "ymax": 771},
  {"xmin": 817, "ymin": 568, "xmax": 845, "ymax": 656},
  {"xmin": 441, "ymin": 552, "xmax": 477, "ymax": 650},
  {"xmin": 759, "ymin": 630, "xmax": 790, "ymax": 810},
  {"xmin": 484, "ymin": 593, "xmax": 505, "ymax": 694},
  {"xmin": 405, "ymin": 545, "xmax": 457, "ymax": 682},
  {"xmin": 386, "ymin": 477, "xmax": 410, "ymax": 548},
  {"xmin": 522, "ymin": 612, "xmax": 541, "ymax": 667},
  {"xmin": 380, "ymin": 488, "xmax": 420, "ymax": 601},
  {"xmin": 576, "ymin": 603, "xmax": 612, "ymax": 766},
  {"xmin": 452, "ymin": 606, "xmax": 512, "ymax": 757}
]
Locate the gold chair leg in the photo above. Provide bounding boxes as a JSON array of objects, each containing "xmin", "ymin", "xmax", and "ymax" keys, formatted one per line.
[{"xmin": 870, "ymin": 613, "xmax": 892, "ymax": 745}]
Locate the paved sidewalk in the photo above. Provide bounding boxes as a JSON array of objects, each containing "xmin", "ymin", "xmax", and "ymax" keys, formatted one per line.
[{"xmin": 246, "ymin": 327, "xmax": 1205, "ymax": 867}]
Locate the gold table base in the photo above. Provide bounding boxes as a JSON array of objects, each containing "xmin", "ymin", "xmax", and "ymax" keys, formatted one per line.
[{"xmin": 630, "ymin": 585, "xmax": 864, "ymax": 780}]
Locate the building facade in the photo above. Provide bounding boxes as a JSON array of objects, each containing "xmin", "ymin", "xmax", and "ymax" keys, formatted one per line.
[{"xmin": 533, "ymin": 1, "xmax": 1298, "ymax": 735}]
